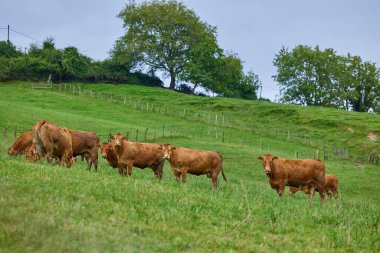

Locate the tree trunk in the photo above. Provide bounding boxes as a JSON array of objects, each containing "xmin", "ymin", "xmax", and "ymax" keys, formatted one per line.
[
  {"xmin": 191, "ymin": 83, "xmax": 198, "ymax": 94},
  {"xmin": 169, "ymin": 69, "xmax": 176, "ymax": 89}
]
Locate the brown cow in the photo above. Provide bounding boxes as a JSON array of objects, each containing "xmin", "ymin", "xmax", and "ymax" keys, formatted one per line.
[
  {"xmin": 111, "ymin": 133, "xmax": 165, "ymax": 179},
  {"xmin": 32, "ymin": 120, "xmax": 74, "ymax": 167},
  {"xmin": 258, "ymin": 154, "xmax": 325, "ymax": 204},
  {"xmin": 8, "ymin": 130, "xmax": 36, "ymax": 162},
  {"xmin": 98, "ymin": 142, "xmax": 118, "ymax": 169},
  {"xmin": 289, "ymin": 174, "xmax": 338, "ymax": 201},
  {"xmin": 160, "ymin": 144, "xmax": 227, "ymax": 188},
  {"xmin": 69, "ymin": 130, "xmax": 99, "ymax": 172}
]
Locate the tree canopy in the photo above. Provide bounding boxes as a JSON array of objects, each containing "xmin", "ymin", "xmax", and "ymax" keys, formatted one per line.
[
  {"xmin": 273, "ymin": 45, "xmax": 380, "ymax": 112},
  {"xmin": 116, "ymin": 0, "xmax": 216, "ymax": 89}
]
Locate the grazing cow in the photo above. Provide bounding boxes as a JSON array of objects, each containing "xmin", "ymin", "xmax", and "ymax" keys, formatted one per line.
[
  {"xmin": 111, "ymin": 133, "xmax": 165, "ymax": 179},
  {"xmin": 98, "ymin": 142, "xmax": 118, "ymax": 169},
  {"xmin": 8, "ymin": 130, "xmax": 36, "ymax": 162},
  {"xmin": 258, "ymin": 154, "xmax": 325, "ymax": 204},
  {"xmin": 289, "ymin": 174, "xmax": 338, "ymax": 201},
  {"xmin": 160, "ymin": 144, "xmax": 227, "ymax": 188},
  {"xmin": 69, "ymin": 130, "xmax": 99, "ymax": 172},
  {"xmin": 32, "ymin": 120, "xmax": 74, "ymax": 167}
]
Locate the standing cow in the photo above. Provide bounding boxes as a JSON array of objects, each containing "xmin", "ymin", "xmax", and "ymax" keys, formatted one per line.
[
  {"xmin": 258, "ymin": 154, "xmax": 325, "ymax": 204},
  {"xmin": 32, "ymin": 120, "xmax": 74, "ymax": 167},
  {"xmin": 98, "ymin": 142, "xmax": 118, "ymax": 169},
  {"xmin": 289, "ymin": 174, "xmax": 338, "ymax": 202},
  {"xmin": 111, "ymin": 133, "xmax": 165, "ymax": 179},
  {"xmin": 8, "ymin": 130, "xmax": 36, "ymax": 162},
  {"xmin": 70, "ymin": 130, "xmax": 99, "ymax": 172},
  {"xmin": 160, "ymin": 144, "xmax": 227, "ymax": 188}
]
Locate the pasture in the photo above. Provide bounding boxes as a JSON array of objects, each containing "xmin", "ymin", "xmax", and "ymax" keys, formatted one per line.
[{"xmin": 0, "ymin": 82, "xmax": 379, "ymax": 252}]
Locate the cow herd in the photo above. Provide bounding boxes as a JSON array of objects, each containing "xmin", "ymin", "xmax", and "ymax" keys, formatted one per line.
[{"xmin": 7, "ymin": 120, "xmax": 338, "ymax": 204}]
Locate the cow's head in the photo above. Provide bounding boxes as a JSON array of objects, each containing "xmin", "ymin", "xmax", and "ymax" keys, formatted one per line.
[
  {"xmin": 111, "ymin": 133, "xmax": 127, "ymax": 149},
  {"xmin": 7, "ymin": 146, "xmax": 15, "ymax": 155},
  {"xmin": 160, "ymin": 144, "xmax": 174, "ymax": 160},
  {"xmin": 98, "ymin": 142, "xmax": 110, "ymax": 158},
  {"xmin": 257, "ymin": 154, "xmax": 278, "ymax": 174}
]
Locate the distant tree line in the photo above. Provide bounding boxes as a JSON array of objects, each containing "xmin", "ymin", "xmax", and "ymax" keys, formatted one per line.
[
  {"xmin": 273, "ymin": 45, "xmax": 380, "ymax": 113},
  {"xmin": 0, "ymin": 38, "xmax": 163, "ymax": 86}
]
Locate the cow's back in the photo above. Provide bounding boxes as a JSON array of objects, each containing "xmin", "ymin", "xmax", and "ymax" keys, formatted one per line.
[
  {"xmin": 171, "ymin": 147, "xmax": 222, "ymax": 174},
  {"xmin": 70, "ymin": 130, "xmax": 99, "ymax": 156},
  {"xmin": 117, "ymin": 141, "xmax": 163, "ymax": 168},
  {"xmin": 274, "ymin": 158, "xmax": 325, "ymax": 187}
]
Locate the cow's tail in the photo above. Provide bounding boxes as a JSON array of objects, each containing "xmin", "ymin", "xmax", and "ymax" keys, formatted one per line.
[
  {"xmin": 32, "ymin": 120, "xmax": 47, "ymax": 158},
  {"xmin": 221, "ymin": 166, "xmax": 227, "ymax": 182},
  {"xmin": 215, "ymin": 151, "xmax": 227, "ymax": 182}
]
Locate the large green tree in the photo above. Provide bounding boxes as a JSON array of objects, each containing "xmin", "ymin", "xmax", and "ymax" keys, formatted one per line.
[
  {"xmin": 337, "ymin": 55, "xmax": 380, "ymax": 112},
  {"xmin": 273, "ymin": 45, "xmax": 340, "ymax": 106},
  {"xmin": 273, "ymin": 45, "xmax": 380, "ymax": 112},
  {"xmin": 116, "ymin": 0, "xmax": 218, "ymax": 89}
]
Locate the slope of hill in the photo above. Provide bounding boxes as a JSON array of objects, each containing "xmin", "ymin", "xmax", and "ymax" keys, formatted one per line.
[{"xmin": 0, "ymin": 81, "xmax": 379, "ymax": 252}]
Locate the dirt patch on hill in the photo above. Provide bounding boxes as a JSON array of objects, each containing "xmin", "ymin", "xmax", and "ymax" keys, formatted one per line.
[
  {"xmin": 347, "ymin": 127, "xmax": 354, "ymax": 133},
  {"xmin": 367, "ymin": 133, "xmax": 378, "ymax": 142}
]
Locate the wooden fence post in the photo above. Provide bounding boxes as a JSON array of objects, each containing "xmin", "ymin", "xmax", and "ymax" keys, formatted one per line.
[
  {"xmin": 222, "ymin": 131, "xmax": 225, "ymax": 143},
  {"xmin": 183, "ymin": 109, "xmax": 186, "ymax": 118},
  {"xmin": 135, "ymin": 129, "xmax": 139, "ymax": 141},
  {"xmin": 144, "ymin": 128, "xmax": 148, "ymax": 141},
  {"xmin": 14, "ymin": 128, "xmax": 17, "ymax": 138},
  {"xmin": 4, "ymin": 127, "xmax": 7, "ymax": 138},
  {"xmin": 162, "ymin": 126, "xmax": 165, "ymax": 140}
]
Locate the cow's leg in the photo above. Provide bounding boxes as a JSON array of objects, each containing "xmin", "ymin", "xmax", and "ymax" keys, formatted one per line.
[
  {"xmin": 153, "ymin": 161, "xmax": 164, "ymax": 179},
  {"xmin": 171, "ymin": 168, "xmax": 180, "ymax": 183},
  {"xmin": 278, "ymin": 184, "xmax": 286, "ymax": 197},
  {"xmin": 92, "ymin": 153, "xmax": 98, "ymax": 173},
  {"xmin": 211, "ymin": 171, "xmax": 218, "ymax": 189},
  {"xmin": 117, "ymin": 163, "xmax": 124, "ymax": 176},
  {"xmin": 316, "ymin": 182, "xmax": 325, "ymax": 205},
  {"xmin": 333, "ymin": 190, "xmax": 338, "ymax": 200},
  {"xmin": 181, "ymin": 167, "xmax": 187, "ymax": 185},
  {"xmin": 83, "ymin": 153, "xmax": 92, "ymax": 171},
  {"xmin": 127, "ymin": 162, "xmax": 133, "ymax": 177},
  {"xmin": 307, "ymin": 186, "xmax": 315, "ymax": 203},
  {"xmin": 326, "ymin": 190, "xmax": 331, "ymax": 202}
]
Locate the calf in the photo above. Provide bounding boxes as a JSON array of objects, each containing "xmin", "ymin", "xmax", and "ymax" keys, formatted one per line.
[
  {"xmin": 99, "ymin": 142, "xmax": 118, "ymax": 169},
  {"xmin": 258, "ymin": 154, "xmax": 325, "ymax": 204},
  {"xmin": 69, "ymin": 130, "xmax": 99, "ymax": 172},
  {"xmin": 111, "ymin": 133, "xmax": 165, "ymax": 179},
  {"xmin": 289, "ymin": 174, "xmax": 338, "ymax": 202},
  {"xmin": 8, "ymin": 130, "xmax": 37, "ymax": 162},
  {"xmin": 32, "ymin": 120, "xmax": 74, "ymax": 167},
  {"xmin": 161, "ymin": 144, "xmax": 227, "ymax": 188}
]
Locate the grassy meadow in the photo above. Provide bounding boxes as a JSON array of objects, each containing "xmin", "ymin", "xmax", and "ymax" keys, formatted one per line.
[{"xmin": 0, "ymin": 82, "xmax": 379, "ymax": 252}]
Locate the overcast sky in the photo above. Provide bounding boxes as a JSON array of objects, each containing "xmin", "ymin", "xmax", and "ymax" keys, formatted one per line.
[{"xmin": 1, "ymin": 0, "xmax": 379, "ymax": 100}]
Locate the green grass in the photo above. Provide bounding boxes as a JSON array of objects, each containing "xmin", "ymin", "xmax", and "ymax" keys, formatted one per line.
[{"xmin": 0, "ymin": 81, "xmax": 379, "ymax": 252}]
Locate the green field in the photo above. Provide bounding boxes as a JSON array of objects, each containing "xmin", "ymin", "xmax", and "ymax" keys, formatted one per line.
[{"xmin": 0, "ymin": 82, "xmax": 379, "ymax": 252}]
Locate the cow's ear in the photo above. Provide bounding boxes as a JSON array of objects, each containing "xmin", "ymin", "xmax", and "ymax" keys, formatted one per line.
[
  {"xmin": 273, "ymin": 157, "xmax": 278, "ymax": 160},
  {"xmin": 158, "ymin": 145, "xmax": 163, "ymax": 150},
  {"xmin": 97, "ymin": 144, "xmax": 101, "ymax": 148},
  {"xmin": 122, "ymin": 136, "xmax": 128, "ymax": 141},
  {"xmin": 258, "ymin": 157, "xmax": 263, "ymax": 161},
  {"xmin": 109, "ymin": 134, "xmax": 114, "ymax": 140}
]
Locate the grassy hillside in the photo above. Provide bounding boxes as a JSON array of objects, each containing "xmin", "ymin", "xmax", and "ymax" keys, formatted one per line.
[{"xmin": 0, "ymin": 81, "xmax": 379, "ymax": 252}]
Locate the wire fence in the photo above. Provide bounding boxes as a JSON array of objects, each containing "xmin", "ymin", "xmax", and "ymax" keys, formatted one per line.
[{"xmin": 8, "ymin": 82, "xmax": 374, "ymax": 163}]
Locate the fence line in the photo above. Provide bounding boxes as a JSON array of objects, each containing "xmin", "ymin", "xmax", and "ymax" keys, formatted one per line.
[{"xmin": 26, "ymin": 83, "xmax": 378, "ymax": 163}]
